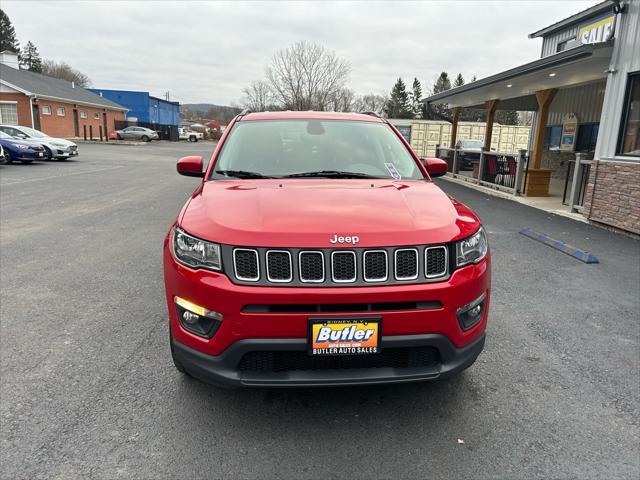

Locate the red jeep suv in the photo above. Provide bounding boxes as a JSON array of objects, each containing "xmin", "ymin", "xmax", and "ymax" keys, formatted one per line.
[{"xmin": 164, "ymin": 111, "xmax": 490, "ymax": 387}]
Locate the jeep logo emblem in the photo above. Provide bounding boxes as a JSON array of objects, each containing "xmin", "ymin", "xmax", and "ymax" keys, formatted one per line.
[{"xmin": 330, "ymin": 234, "xmax": 359, "ymax": 245}]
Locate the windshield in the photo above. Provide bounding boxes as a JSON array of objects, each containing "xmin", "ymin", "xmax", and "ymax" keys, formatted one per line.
[
  {"xmin": 17, "ymin": 126, "xmax": 47, "ymax": 138},
  {"xmin": 211, "ymin": 120, "xmax": 424, "ymax": 180},
  {"xmin": 461, "ymin": 140, "xmax": 483, "ymax": 149}
]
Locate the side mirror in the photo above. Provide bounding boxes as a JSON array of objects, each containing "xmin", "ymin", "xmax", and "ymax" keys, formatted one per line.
[
  {"xmin": 423, "ymin": 157, "xmax": 447, "ymax": 178},
  {"xmin": 177, "ymin": 156, "xmax": 204, "ymax": 177}
]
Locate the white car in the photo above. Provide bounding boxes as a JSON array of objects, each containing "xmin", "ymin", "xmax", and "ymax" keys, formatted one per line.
[
  {"xmin": 0, "ymin": 125, "xmax": 79, "ymax": 160},
  {"xmin": 0, "ymin": 144, "xmax": 6, "ymax": 165},
  {"xmin": 178, "ymin": 128, "xmax": 203, "ymax": 142}
]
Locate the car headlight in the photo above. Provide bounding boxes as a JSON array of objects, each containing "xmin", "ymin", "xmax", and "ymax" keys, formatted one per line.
[
  {"xmin": 172, "ymin": 227, "xmax": 222, "ymax": 271},
  {"xmin": 12, "ymin": 144, "xmax": 29, "ymax": 149},
  {"xmin": 456, "ymin": 227, "xmax": 488, "ymax": 267},
  {"xmin": 50, "ymin": 141, "xmax": 66, "ymax": 147}
]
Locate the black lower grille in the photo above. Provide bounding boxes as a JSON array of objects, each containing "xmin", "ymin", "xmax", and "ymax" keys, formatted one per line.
[
  {"xmin": 238, "ymin": 347, "xmax": 441, "ymax": 373},
  {"xmin": 242, "ymin": 300, "xmax": 441, "ymax": 313},
  {"xmin": 426, "ymin": 247, "xmax": 447, "ymax": 277}
]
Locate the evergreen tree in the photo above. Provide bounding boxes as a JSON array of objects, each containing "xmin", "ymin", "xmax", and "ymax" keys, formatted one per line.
[
  {"xmin": 0, "ymin": 9, "xmax": 19, "ymax": 53},
  {"xmin": 424, "ymin": 72, "xmax": 452, "ymax": 121},
  {"xmin": 496, "ymin": 110, "xmax": 519, "ymax": 125},
  {"xmin": 410, "ymin": 77, "xmax": 423, "ymax": 118},
  {"xmin": 384, "ymin": 78, "xmax": 412, "ymax": 119},
  {"xmin": 19, "ymin": 41, "xmax": 42, "ymax": 73},
  {"xmin": 453, "ymin": 73, "xmax": 465, "ymax": 88}
]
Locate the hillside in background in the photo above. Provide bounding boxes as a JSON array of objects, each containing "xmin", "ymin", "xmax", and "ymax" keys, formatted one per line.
[{"xmin": 181, "ymin": 103, "xmax": 241, "ymax": 124}]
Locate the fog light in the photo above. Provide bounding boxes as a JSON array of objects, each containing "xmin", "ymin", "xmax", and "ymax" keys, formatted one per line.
[
  {"xmin": 175, "ymin": 296, "xmax": 223, "ymax": 338},
  {"xmin": 456, "ymin": 292, "xmax": 486, "ymax": 331},
  {"xmin": 182, "ymin": 310, "xmax": 200, "ymax": 325}
]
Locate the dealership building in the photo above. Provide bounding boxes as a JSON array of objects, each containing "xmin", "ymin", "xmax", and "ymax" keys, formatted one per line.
[
  {"xmin": 425, "ymin": 0, "xmax": 639, "ymax": 236},
  {"xmin": 0, "ymin": 51, "xmax": 127, "ymax": 138}
]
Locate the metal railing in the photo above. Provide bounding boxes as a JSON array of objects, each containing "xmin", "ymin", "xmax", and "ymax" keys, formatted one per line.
[
  {"xmin": 434, "ymin": 144, "xmax": 527, "ymax": 195},
  {"xmin": 563, "ymin": 152, "xmax": 592, "ymax": 213}
]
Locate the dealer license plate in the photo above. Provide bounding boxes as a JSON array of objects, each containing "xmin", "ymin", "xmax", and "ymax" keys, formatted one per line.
[{"xmin": 308, "ymin": 317, "xmax": 381, "ymax": 356}]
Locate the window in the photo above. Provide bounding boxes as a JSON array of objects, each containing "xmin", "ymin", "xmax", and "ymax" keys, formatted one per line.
[
  {"xmin": 212, "ymin": 120, "xmax": 424, "ymax": 180},
  {"xmin": 618, "ymin": 72, "xmax": 640, "ymax": 157},
  {"xmin": 543, "ymin": 126, "xmax": 563, "ymax": 150},
  {"xmin": 93, "ymin": 112, "xmax": 100, "ymax": 120},
  {"xmin": 556, "ymin": 38, "xmax": 574, "ymax": 53},
  {"xmin": 80, "ymin": 111, "xmax": 88, "ymax": 119},
  {"xmin": 576, "ymin": 123, "xmax": 599, "ymax": 152},
  {"xmin": 0, "ymin": 102, "xmax": 18, "ymax": 125},
  {"xmin": 42, "ymin": 105, "xmax": 52, "ymax": 115},
  {"xmin": 57, "ymin": 107, "xmax": 65, "ymax": 116}
]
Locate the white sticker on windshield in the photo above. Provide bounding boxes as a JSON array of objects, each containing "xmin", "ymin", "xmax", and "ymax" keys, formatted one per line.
[{"xmin": 384, "ymin": 162, "xmax": 402, "ymax": 180}]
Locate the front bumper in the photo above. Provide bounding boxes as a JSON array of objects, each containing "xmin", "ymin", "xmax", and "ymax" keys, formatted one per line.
[
  {"xmin": 52, "ymin": 146, "xmax": 78, "ymax": 158},
  {"xmin": 172, "ymin": 333, "xmax": 485, "ymax": 387}
]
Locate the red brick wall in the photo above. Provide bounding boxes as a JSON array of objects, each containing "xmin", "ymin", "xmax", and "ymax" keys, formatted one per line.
[
  {"xmin": 34, "ymin": 99, "xmax": 125, "ymax": 139},
  {"xmin": 583, "ymin": 160, "xmax": 640, "ymax": 235},
  {"xmin": 0, "ymin": 92, "xmax": 32, "ymax": 125},
  {"xmin": 0, "ymin": 93, "xmax": 125, "ymax": 138}
]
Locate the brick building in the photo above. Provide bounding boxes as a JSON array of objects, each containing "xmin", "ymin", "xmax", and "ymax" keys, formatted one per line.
[
  {"xmin": 0, "ymin": 51, "xmax": 127, "ymax": 138},
  {"xmin": 425, "ymin": 1, "xmax": 640, "ymax": 236}
]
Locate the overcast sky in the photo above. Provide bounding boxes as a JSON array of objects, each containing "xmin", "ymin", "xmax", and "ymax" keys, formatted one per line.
[{"xmin": 4, "ymin": 0, "xmax": 596, "ymax": 105}]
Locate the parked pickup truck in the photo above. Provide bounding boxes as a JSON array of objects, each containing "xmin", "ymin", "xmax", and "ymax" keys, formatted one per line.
[{"xmin": 178, "ymin": 128, "xmax": 203, "ymax": 142}]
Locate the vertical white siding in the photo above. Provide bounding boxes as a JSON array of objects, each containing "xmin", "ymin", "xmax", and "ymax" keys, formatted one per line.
[
  {"xmin": 548, "ymin": 80, "xmax": 607, "ymax": 125},
  {"xmin": 541, "ymin": 25, "xmax": 579, "ymax": 57}
]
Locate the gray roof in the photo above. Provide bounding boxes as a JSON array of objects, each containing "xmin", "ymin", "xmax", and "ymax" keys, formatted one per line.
[
  {"xmin": 423, "ymin": 42, "xmax": 607, "ymax": 106},
  {"xmin": 528, "ymin": 1, "xmax": 613, "ymax": 38},
  {"xmin": 0, "ymin": 65, "xmax": 128, "ymax": 111}
]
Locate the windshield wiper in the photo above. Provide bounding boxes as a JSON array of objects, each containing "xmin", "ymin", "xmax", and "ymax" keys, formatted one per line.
[
  {"xmin": 284, "ymin": 170, "xmax": 380, "ymax": 179},
  {"xmin": 215, "ymin": 169, "xmax": 274, "ymax": 179}
]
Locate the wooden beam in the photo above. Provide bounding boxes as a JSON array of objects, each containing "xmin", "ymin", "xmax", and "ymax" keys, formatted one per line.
[
  {"xmin": 449, "ymin": 107, "xmax": 461, "ymax": 149},
  {"xmin": 530, "ymin": 88, "xmax": 558, "ymax": 170},
  {"xmin": 484, "ymin": 99, "xmax": 498, "ymax": 150}
]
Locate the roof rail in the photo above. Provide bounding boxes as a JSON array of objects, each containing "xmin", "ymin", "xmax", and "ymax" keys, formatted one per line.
[{"xmin": 359, "ymin": 111, "xmax": 382, "ymax": 118}]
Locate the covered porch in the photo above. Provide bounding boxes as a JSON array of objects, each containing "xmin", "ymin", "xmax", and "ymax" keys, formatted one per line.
[{"xmin": 424, "ymin": 42, "xmax": 612, "ymax": 215}]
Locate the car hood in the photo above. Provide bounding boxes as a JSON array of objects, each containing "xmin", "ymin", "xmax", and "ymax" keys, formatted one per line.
[
  {"xmin": 42, "ymin": 136, "xmax": 76, "ymax": 147},
  {"xmin": 0, "ymin": 138, "xmax": 38, "ymax": 148},
  {"xmin": 180, "ymin": 179, "xmax": 481, "ymax": 248}
]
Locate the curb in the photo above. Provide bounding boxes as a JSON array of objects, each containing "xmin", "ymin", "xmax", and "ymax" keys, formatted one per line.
[{"xmin": 520, "ymin": 228, "xmax": 599, "ymax": 263}]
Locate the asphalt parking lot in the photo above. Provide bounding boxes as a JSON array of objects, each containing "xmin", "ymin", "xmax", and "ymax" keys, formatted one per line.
[{"xmin": 1, "ymin": 142, "xmax": 639, "ymax": 479}]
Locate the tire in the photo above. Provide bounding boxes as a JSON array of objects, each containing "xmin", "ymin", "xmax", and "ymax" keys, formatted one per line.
[
  {"xmin": 141, "ymin": 135, "xmax": 150, "ymax": 142},
  {"xmin": 43, "ymin": 146, "xmax": 53, "ymax": 160},
  {"xmin": 189, "ymin": 136, "xmax": 197, "ymax": 142},
  {"xmin": 117, "ymin": 133, "xmax": 123, "ymax": 140}
]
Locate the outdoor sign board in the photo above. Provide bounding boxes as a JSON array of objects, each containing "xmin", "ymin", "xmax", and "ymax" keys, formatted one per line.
[
  {"xmin": 579, "ymin": 13, "xmax": 616, "ymax": 45},
  {"xmin": 560, "ymin": 113, "xmax": 578, "ymax": 152}
]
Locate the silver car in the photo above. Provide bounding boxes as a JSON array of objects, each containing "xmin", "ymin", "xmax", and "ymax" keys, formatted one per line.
[
  {"xmin": 114, "ymin": 126, "xmax": 159, "ymax": 142},
  {"xmin": 0, "ymin": 125, "xmax": 78, "ymax": 160}
]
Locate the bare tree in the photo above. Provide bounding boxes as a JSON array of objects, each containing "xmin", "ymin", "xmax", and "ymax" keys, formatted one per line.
[
  {"xmin": 266, "ymin": 41, "xmax": 350, "ymax": 111},
  {"xmin": 352, "ymin": 94, "xmax": 389, "ymax": 115},
  {"xmin": 329, "ymin": 87, "xmax": 356, "ymax": 112},
  {"xmin": 42, "ymin": 59, "xmax": 91, "ymax": 87},
  {"xmin": 241, "ymin": 80, "xmax": 275, "ymax": 112}
]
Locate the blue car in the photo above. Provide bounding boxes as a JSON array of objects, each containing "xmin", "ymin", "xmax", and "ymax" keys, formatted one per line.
[{"xmin": 0, "ymin": 130, "xmax": 46, "ymax": 164}]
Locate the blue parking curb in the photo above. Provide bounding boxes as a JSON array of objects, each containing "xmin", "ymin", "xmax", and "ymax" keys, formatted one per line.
[{"xmin": 520, "ymin": 228, "xmax": 599, "ymax": 264}]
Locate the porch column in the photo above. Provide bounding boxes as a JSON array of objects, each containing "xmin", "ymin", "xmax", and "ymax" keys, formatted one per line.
[
  {"xmin": 525, "ymin": 88, "xmax": 557, "ymax": 196},
  {"xmin": 449, "ymin": 107, "xmax": 461, "ymax": 149},
  {"xmin": 484, "ymin": 99, "xmax": 498, "ymax": 150}
]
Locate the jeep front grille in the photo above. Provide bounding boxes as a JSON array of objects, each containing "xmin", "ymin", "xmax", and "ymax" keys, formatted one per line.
[{"xmin": 228, "ymin": 244, "xmax": 449, "ymax": 287}]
